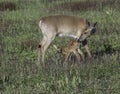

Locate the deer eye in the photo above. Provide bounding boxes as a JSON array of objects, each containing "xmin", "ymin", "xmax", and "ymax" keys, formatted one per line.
[{"xmin": 84, "ymin": 32, "xmax": 87, "ymax": 34}]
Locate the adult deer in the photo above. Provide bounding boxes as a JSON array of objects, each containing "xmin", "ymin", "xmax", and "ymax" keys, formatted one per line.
[{"xmin": 38, "ymin": 15, "xmax": 97, "ymax": 64}]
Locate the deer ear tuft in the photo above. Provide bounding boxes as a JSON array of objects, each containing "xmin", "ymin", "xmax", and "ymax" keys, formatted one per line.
[
  {"xmin": 93, "ymin": 22, "xmax": 97, "ymax": 27},
  {"xmin": 87, "ymin": 22, "xmax": 90, "ymax": 26},
  {"xmin": 86, "ymin": 20, "xmax": 90, "ymax": 26}
]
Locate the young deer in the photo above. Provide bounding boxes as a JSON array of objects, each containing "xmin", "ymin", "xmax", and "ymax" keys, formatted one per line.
[
  {"xmin": 38, "ymin": 15, "xmax": 97, "ymax": 64},
  {"xmin": 53, "ymin": 39, "xmax": 84, "ymax": 63}
]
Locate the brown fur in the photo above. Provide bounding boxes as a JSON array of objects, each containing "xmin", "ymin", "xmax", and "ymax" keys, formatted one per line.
[
  {"xmin": 38, "ymin": 15, "xmax": 97, "ymax": 64},
  {"xmin": 53, "ymin": 39, "xmax": 84, "ymax": 63}
]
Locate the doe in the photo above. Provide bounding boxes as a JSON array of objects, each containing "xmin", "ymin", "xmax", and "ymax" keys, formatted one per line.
[{"xmin": 38, "ymin": 15, "xmax": 97, "ymax": 64}]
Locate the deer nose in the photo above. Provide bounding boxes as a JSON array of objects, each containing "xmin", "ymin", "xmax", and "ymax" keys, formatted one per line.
[{"xmin": 91, "ymin": 28, "xmax": 96, "ymax": 35}]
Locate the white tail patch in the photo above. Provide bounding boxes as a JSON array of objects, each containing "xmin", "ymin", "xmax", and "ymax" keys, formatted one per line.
[{"xmin": 58, "ymin": 34, "xmax": 78, "ymax": 39}]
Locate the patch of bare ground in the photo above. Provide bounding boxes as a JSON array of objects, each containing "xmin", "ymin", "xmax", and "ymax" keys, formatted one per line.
[
  {"xmin": 50, "ymin": 0, "xmax": 117, "ymax": 12},
  {"xmin": 0, "ymin": 1, "xmax": 16, "ymax": 11}
]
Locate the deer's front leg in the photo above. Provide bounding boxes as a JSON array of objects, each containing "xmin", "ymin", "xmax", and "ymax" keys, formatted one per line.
[
  {"xmin": 84, "ymin": 44, "xmax": 92, "ymax": 58},
  {"xmin": 81, "ymin": 39, "xmax": 92, "ymax": 58},
  {"xmin": 64, "ymin": 53, "xmax": 70, "ymax": 63},
  {"xmin": 73, "ymin": 50, "xmax": 81, "ymax": 64},
  {"xmin": 77, "ymin": 49, "xmax": 85, "ymax": 61}
]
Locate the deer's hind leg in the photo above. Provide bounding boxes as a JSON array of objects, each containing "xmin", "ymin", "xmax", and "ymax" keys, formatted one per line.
[
  {"xmin": 73, "ymin": 50, "xmax": 81, "ymax": 64},
  {"xmin": 37, "ymin": 36, "xmax": 47, "ymax": 64},
  {"xmin": 64, "ymin": 53, "xmax": 70, "ymax": 64},
  {"xmin": 37, "ymin": 32, "xmax": 56, "ymax": 65}
]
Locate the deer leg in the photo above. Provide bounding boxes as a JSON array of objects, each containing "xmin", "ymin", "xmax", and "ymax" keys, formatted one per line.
[
  {"xmin": 41, "ymin": 33, "xmax": 56, "ymax": 64},
  {"xmin": 77, "ymin": 48, "xmax": 85, "ymax": 61},
  {"xmin": 37, "ymin": 46, "xmax": 41, "ymax": 63},
  {"xmin": 81, "ymin": 39, "xmax": 92, "ymax": 58},
  {"xmin": 74, "ymin": 50, "xmax": 81, "ymax": 64},
  {"xmin": 37, "ymin": 36, "xmax": 47, "ymax": 63},
  {"xmin": 85, "ymin": 44, "xmax": 92, "ymax": 58},
  {"xmin": 41, "ymin": 41, "xmax": 50, "ymax": 63},
  {"xmin": 64, "ymin": 53, "xmax": 70, "ymax": 63}
]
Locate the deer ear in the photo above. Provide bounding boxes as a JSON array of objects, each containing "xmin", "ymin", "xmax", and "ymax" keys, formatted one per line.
[
  {"xmin": 87, "ymin": 21, "xmax": 90, "ymax": 26},
  {"xmin": 86, "ymin": 20, "xmax": 90, "ymax": 26},
  {"xmin": 93, "ymin": 22, "xmax": 97, "ymax": 27}
]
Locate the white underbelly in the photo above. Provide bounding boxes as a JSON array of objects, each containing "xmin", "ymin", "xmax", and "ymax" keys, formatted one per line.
[{"xmin": 58, "ymin": 33, "xmax": 78, "ymax": 39}]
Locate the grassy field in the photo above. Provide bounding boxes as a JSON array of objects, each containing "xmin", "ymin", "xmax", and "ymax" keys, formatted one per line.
[{"xmin": 0, "ymin": 0, "xmax": 120, "ymax": 94}]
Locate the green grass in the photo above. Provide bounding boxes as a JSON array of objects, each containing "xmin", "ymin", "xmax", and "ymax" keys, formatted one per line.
[{"xmin": 0, "ymin": 0, "xmax": 120, "ymax": 94}]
